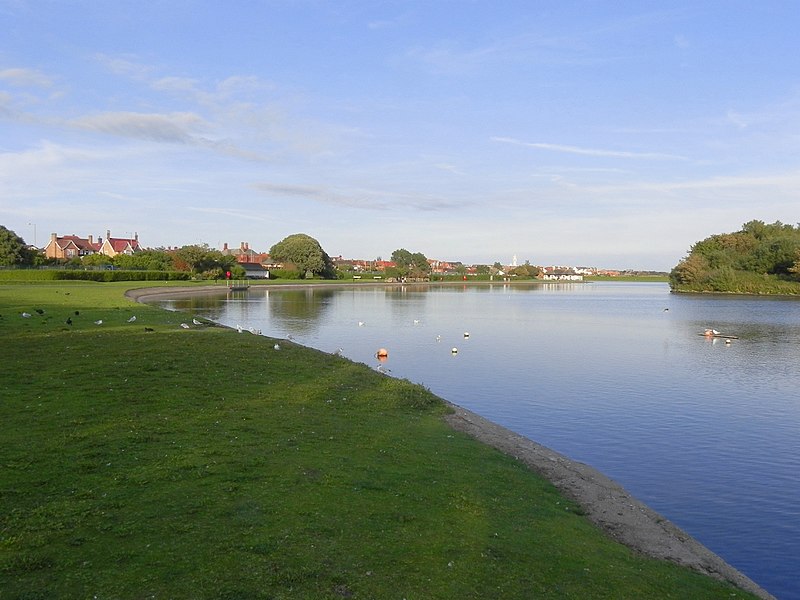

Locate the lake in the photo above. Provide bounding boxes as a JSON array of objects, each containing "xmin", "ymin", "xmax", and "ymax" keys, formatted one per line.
[{"xmin": 151, "ymin": 281, "xmax": 800, "ymax": 599}]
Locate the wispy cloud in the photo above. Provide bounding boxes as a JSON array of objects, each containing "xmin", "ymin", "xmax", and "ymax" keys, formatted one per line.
[
  {"xmin": 252, "ymin": 182, "xmax": 460, "ymax": 212},
  {"xmin": 0, "ymin": 67, "xmax": 53, "ymax": 87},
  {"xmin": 492, "ymin": 136, "xmax": 688, "ymax": 160},
  {"xmin": 68, "ymin": 111, "xmax": 205, "ymax": 144},
  {"xmin": 188, "ymin": 206, "xmax": 273, "ymax": 222},
  {"xmin": 93, "ymin": 53, "xmax": 155, "ymax": 80}
]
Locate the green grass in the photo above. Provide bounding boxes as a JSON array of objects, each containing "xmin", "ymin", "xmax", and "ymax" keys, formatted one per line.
[{"xmin": 1, "ymin": 282, "xmax": 758, "ymax": 599}]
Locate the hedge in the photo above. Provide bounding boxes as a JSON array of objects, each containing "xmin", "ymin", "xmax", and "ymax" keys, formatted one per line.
[{"xmin": 0, "ymin": 269, "xmax": 191, "ymax": 282}]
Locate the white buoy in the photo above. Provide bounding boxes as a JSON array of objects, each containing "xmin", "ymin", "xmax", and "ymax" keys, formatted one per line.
[{"xmin": 451, "ymin": 347, "xmax": 458, "ymax": 354}]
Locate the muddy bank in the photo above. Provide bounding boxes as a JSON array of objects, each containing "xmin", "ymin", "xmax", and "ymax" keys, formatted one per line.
[{"xmin": 443, "ymin": 403, "xmax": 774, "ymax": 599}]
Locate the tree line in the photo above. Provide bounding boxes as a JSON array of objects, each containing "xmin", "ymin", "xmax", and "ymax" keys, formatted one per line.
[
  {"xmin": 2, "ymin": 225, "xmax": 543, "ymax": 281},
  {"xmin": 670, "ymin": 220, "xmax": 800, "ymax": 294}
]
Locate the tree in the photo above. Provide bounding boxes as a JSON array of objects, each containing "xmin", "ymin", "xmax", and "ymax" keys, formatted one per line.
[
  {"xmin": 390, "ymin": 248, "xmax": 430, "ymax": 278},
  {"xmin": 110, "ymin": 250, "xmax": 176, "ymax": 271},
  {"xmin": 269, "ymin": 233, "xmax": 335, "ymax": 279},
  {"xmin": 174, "ymin": 244, "xmax": 239, "ymax": 279},
  {"xmin": 0, "ymin": 225, "xmax": 36, "ymax": 267}
]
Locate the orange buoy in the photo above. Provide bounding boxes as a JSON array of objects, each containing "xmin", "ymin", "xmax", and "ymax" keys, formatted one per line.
[{"xmin": 376, "ymin": 348, "xmax": 389, "ymax": 358}]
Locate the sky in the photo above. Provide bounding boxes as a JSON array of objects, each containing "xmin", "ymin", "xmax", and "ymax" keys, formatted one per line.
[{"xmin": 2, "ymin": 1, "xmax": 800, "ymax": 271}]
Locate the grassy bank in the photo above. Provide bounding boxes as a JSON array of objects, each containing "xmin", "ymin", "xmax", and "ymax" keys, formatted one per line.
[{"xmin": 1, "ymin": 282, "xmax": 758, "ymax": 599}]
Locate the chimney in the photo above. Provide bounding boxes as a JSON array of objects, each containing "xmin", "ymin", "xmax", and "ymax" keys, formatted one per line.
[
  {"xmin": 50, "ymin": 233, "xmax": 57, "ymax": 242},
  {"xmin": 88, "ymin": 235, "xmax": 93, "ymax": 245},
  {"xmin": 106, "ymin": 229, "xmax": 111, "ymax": 240},
  {"xmin": 134, "ymin": 232, "xmax": 138, "ymax": 242},
  {"xmin": 240, "ymin": 242, "xmax": 246, "ymax": 251},
  {"xmin": 223, "ymin": 242, "xmax": 229, "ymax": 251}
]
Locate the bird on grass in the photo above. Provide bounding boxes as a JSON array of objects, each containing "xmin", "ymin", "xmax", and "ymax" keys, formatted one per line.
[
  {"xmin": 144, "ymin": 327, "xmax": 154, "ymax": 332},
  {"xmin": 94, "ymin": 319, "xmax": 103, "ymax": 325},
  {"xmin": 65, "ymin": 317, "xmax": 72, "ymax": 326},
  {"xmin": 21, "ymin": 312, "xmax": 32, "ymax": 318},
  {"xmin": 273, "ymin": 343, "xmax": 281, "ymax": 350},
  {"xmin": 34, "ymin": 308, "xmax": 44, "ymax": 315},
  {"xmin": 127, "ymin": 315, "xmax": 137, "ymax": 323},
  {"xmin": 180, "ymin": 323, "xmax": 190, "ymax": 329},
  {"xmin": 192, "ymin": 318, "xmax": 204, "ymax": 325}
]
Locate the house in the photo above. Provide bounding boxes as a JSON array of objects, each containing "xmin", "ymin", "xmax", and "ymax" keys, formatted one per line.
[
  {"xmin": 541, "ymin": 270, "xmax": 584, "ymax": 281},
  {"xmin": 43, "ymin": 233, "xmax": 100, "ymax": 260},
  {"xmin": 240, "ymin": 262, "xmax": 270, "ymax": 279},
  {"xmin": 98, "ymin": 230, "xmax": 141, "ymax": 257},
  {"xmin": 221, "ymin": 242, "xmax": 269, "ymax": 264}
]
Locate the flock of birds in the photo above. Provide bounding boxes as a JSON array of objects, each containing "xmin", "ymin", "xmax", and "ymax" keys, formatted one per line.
[{"xmin": 15, "ymin": 307, "xmax": 218, "ymax": 334}]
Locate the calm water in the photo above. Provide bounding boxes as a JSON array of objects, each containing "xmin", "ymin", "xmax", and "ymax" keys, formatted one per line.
[{"xmin": 153, "ymin": 282, "xmax": 800, "ymax": 599}]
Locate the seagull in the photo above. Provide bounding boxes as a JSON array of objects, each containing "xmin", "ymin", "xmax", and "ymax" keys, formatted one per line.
[
  {"xmin": 334, "ymin": 347, "xmax": 344, "ymax": 356},
  {"xmin": 127, "ymin": 315, "xmax": 137, "ymax": 322},
  {"xmin": 180, "ymin": 322, "xmax": 190, "ymax": 329},
  {"xmin": 358, "ymin": 321, "xmax": 365, "ymax": 327},
  {"xmin": 236, "ymin": 324, "xmax": 243, "ymax": 333},
  {"xmin": 94, "ymin": 319, "xmax": 103, "ymax": 325},
  {"xmin": 273, "ymin": 343, "xmax": 281, "ymax": 350},
  {"xmin": 21, "ymin": 312, "xmax": 31, "ymax": 318},
  {"xmin": 192, "ymin": 318, "xmax": 204, "ymax": 325},
  {"xmin": 436, "ymin": 335, "xmax": 441, "ymax": 342},
  {"xmin": 413, "ymin": 319, "xmax": 420, "ymax": 325},
  {"xmin": 248, "ymin": 327, "xmax": 261, "ymax": 335}
]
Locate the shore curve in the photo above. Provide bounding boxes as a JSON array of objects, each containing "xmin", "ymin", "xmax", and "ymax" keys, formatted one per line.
[{"xmin": 128, "ymin": 283, "xmax": 775, "ymax": 599}]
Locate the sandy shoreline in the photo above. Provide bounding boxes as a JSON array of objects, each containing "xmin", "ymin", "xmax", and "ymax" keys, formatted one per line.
[{"xmin": 128, "ymin": 284, "xmax": 774, "ymax": 599}]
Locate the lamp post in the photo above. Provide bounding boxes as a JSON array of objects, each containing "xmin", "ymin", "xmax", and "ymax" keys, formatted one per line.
[{"xmin": 27, "ymin": 222, "xmax": 37, "ymax": 248}]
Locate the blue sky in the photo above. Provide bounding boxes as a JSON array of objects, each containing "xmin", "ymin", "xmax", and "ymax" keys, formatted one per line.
[{"xmin": 2, "ymin": 1, "xmax": 799, "ymax": 270}]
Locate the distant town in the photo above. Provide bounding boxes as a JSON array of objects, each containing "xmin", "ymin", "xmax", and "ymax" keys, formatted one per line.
[{"xmin": 36, "ymin": 229, "xmax": 666, "ymax": 280}]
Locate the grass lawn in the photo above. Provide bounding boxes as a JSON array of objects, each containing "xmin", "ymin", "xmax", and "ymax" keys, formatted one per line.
[{"xmin": 1, "ymin": 282, "xmax": 758, "ymax": 599}]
